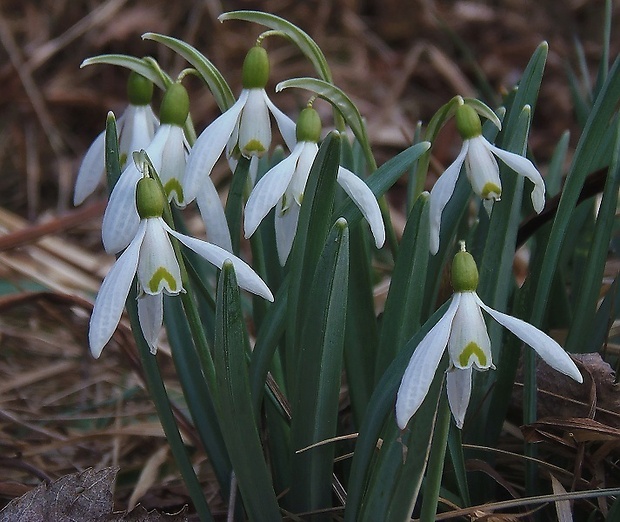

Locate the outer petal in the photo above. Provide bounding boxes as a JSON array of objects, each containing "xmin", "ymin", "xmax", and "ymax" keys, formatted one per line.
[
  {"xmin": 74, "ymin": 129, "xmax": 106, "ymax": 205},
  {"xmin": 274, "ymin": 199, "xmax": 300, "ymax": 266},
  {"xmin": 263, "ymin": 90, "xmax": 297, "ymax": 151},
  {"xmin": 475, "ymin": 294, "xmax": 583, "ymax": 383},
  {"xmin": 196, "ymin": 177, "xmax": 233, "ymax": 252},
  {"xmin": 184, "ymin": 91, "xmax": 248, "ymax": 202},
  {"xmin": 101, "ymin": 163, "xmax": 142, "ymax": 253},
  {"xmin": 238, "ymin": 89, "xmax": 271, "ymax": 157},
  {"xmin": 164, "ymin": 224, "xmax": 274, "ymax": 302},
  {"xmin": 243, "ymin": 146, "xmax": 301, "ymax": 238},
  {"xmin": 465, "ymin": 137, "xmax": 501, "ymax": 200},
  {"xmin": 289, "ymin": 142, "xmax": 319, "ymax": 202},
  {"xmin": 337, "ymin": 167, "xmax": 385, "ymax": 248},
  {"xmin": 489, "ymin": 144, "xmax": 546, "ymax": 213},
  {"xmin": 137, "ymin": 218, "xmax": 183, "ymax": 295},
  {"xmin": 137, "ymin": 293, "xmax": 164, "ymax": 354},
  {"xmin": 89, "ymin": 222, "xmax": 146, "ymax": 358},
  {"xmin": 446, "ymin": 367, "xmax": 473, "ymax": 429},
  {"xmin": 395, "ymin": 295, "xmax": 460, "ymax": 429},
  {"xmin": 429, "ymin": 141, "xmax": 469, "ymax": 255},
  {"xmin": 119, "ymin": 105, "xmax": 158, "ymax": 168},
  {"xmin": 448, "ymin": 291, "xmax": 493, "ymax": 371}
]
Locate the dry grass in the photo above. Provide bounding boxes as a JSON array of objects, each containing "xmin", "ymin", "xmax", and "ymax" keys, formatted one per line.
[{"xmin": 0, "ymin": 0, "xmax": 619, "ymax": 518}]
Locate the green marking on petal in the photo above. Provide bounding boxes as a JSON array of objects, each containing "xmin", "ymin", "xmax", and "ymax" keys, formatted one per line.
[
  {"xmin": 149, "ymin": 267, "xmax": 177, "ymax": 293},
  {"xmin": 243, "ymin": 139, "xmax": 266, "ymax": 155},
  {"xmin": 481, "ymin": 182, "xmax": 501, "ymax": 199},
  {"xmin": 164, "ymin": 178, "xmax": 185, "ymax": 204},
  {"xmin": 458, "ymin": 342, "xmax": 487, "ymax": 368}
]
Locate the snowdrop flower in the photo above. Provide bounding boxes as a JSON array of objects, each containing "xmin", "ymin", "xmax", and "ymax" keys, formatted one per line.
[
  {"xmin": 184, "ymin": 45, "xmax": 296, "ymax": 203},
  {"xmin": 396, "ymin": 243, "xmax": 582, "ymax": 430},
  {"xmin": 244, "ymin": 107, "xmax": 385, "ymax": 265},
  {"xmin": 74, "ymin": 72, "xmax": 158, "ymax": 205},
  {"xmin": 89, "ymin": 176, "xmax": 273, "ymax": 358},
  {"xmin": 429, "ymin": 104, "xmax": 545, "ymax": 255},
  {"xmin": 101, "ymin": 83, "xmax": 232, "ymax": 254}
]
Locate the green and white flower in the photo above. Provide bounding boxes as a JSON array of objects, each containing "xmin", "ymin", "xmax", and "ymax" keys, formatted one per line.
[
  {"xmin": 89, "ymin": 177, "xmax": 273, "ymax": 358},
  {"xmin": 184, "ymin": 46, "xmax": 296, "ymax": 203},
  {"xmin": 74, "ymin": 72, "xmax": 158, "ymax": 205},
  {"xmin": 396, "ymin": 243, "xmax": 582, "ymax": 430},
  {"xmin": 244, "ymin": 107, "xmax": 385, "ymax": 265},
  {"xmin": 429, "ymin": 104, "xmax": 545, "ymax": 255}
]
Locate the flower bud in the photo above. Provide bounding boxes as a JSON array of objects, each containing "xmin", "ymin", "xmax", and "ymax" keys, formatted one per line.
[
  {"xmin": 136, "ymin": 177, "xmax": 165, "ymax": 219},
  {"xmin": 242, "ymin": 46, "xmax": 269, "ymax": 89},
  {"xmin": 159, "ymin": 83, "xmax": 190, "ymax": 126},
  {"xmin": 455, "ymin": 104, "xmax": 482, "ymax": 140},
  {"xmin": 127, "ymin": 72, "xmax": 154, "ymax": 106},
  {"xmin": 451, "ymin": 248, "xmax": 479, "ymax": 292},
  {"xmin": 296, "ymin": 107, "xmax": 322, "ymax": 143}
]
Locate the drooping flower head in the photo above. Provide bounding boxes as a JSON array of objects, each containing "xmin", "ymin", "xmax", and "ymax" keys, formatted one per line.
[
  {"xmin": 183, "ymin": 45, "xmax": 296, "ymax": 204},
  {"xmin": 396, "ymin": 242, "xmax": 582, "ymax": 430},
  {"xmin": 74, "ymin": 71, "xmax": 158, "ymax": 205},
  {"xmin": 89, "ymin": 173, "xmax": 273, "ymax": 358},
  {"xmin": 244, "ymin": 106, "xmax": 385, "ymax": 265},
  {"xmin": 429, "ymin": 103, "xmax": 546, "ymax": 255}
]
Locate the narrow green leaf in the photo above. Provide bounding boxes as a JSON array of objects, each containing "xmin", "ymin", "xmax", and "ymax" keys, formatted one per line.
[
  {"xmin": 81, "ymin": 54, "xmax": 169, "ymax": 90},
  {"xmin": 104, "ymin": 112, "xmax": 122, "ymax": 190},
  {"xmin": 289, "ymin": 219, "xmax": 350, "ymax": 517},
  {"xmin": 142, "ymin": 32, "xmax": 235, "ymax": 111},
  {"xmin": 588, "ymin": 274, "xmax": 620, "ymax": 353},
  {"xmin": 219, "ymin": 11, "xmax": 332, "ymax": 83},
  {"xmin": 375, "ymin": 193, "xmax": 430, "ymax": 380},
  {"xmin": 225, "ymin": 156, "xmax": 250, "ymax": 255},
  {"xmin": 277, "ymin": 78, "xmax": 375, "ymax": 169},
  {"xmin": 214, "ymin": 262, "xmax": 281, "ymax": 521}
]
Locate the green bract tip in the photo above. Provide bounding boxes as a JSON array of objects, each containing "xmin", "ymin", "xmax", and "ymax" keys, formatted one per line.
[
  {"xmin": 455, "ymin": 104, "xmax": 482, "ymax": 140},
  {"xmin": 127, "ymin": 71, "xmax": 154, "ymax": 106},
  {"xmin": 451, "ymin": 248, "xmax": 479, "ymax": 292},
  {"xmin": 136, "ymin": 177, "xmax": 165, "ymax": 219},
  {"xmin": 242, "ymin": 46, "xmax": 269, "ymax": 89},
  {"xmin": 296, "ymin": 107, "xmax": 322, "ymax": 143},
  {"xmin": 159, "ymin": 83, "xmax": 190, "ymax": 126}
]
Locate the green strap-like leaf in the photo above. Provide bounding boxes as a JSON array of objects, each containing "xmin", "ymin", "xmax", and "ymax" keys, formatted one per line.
[
  {"xmin": 219, "ymin": 11, "xmax": 332, "ymax": 83},
  {"xmin": 214, "ymin": 262, "xmax": 282, "ymax": 521},
  {"xmin": 142, "ymin": 32, "xmax": 235, "ymax": 111},
  {"xmin": 81, "ymin": 54, "xmax": 170, "ymax": 90}
]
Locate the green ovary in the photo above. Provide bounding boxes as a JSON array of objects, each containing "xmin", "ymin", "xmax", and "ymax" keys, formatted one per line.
[
  {"xmin": 149, "ymin": 267, "xmax": 177, "ymax": 293},
  {"xmin": 481, "ymin": 182, "xmax": 501, "ymax": 199},
  {"xmin": 458, "ymin": 342, "xmax": 487, "ymax": 368},
  {"xmin": 164, "ymin": 178, "xmax": 184, "ymax": 204}
]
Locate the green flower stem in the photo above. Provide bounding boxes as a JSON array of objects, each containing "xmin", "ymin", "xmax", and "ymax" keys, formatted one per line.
[
  {"xmin": 126, "ymin": 296, "xmax": 213, "ymax": 522},
  {"xmin": 419, "ymin": 393, "xmax": 451, "ymax": 522}
]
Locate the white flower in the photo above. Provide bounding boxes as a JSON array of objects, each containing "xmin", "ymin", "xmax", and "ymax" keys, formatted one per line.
[
  {"xmin": 89, "ymin": 214, "xmax": 273, "ymax": 358},
  {"xmin": 395, "ymin": 246, "xmax": 582, "ymax": 430},
  {"xmin": 74, "ymin": 104, "xmax": 158, "ymax": 205},
  {"xmin": 244, "ymin": 140, "xmax": 385, "ymax": 265},
  {"xmin": 429, "ymin": 104, "xmax": 545, "ymax": 255},
  {"xmin": 183, "ymin": 46, "xmax": 296, "ymax": 204}
]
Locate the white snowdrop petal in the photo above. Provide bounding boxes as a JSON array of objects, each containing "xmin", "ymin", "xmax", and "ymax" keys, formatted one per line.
[
  {"xmin": 489, "ymin": 144, "xmax": 546, "ymax": 213},
  {"xmin": 448, "ymin": 292, "xmax": 492, "ymax": 371},
  {"xmin": 120, "ymin": 105, "xmax": 159, "ymax": 167},
  {"xmin": 238, "ymin": 89, "xmax": 271, "ymax": 157},
  {"xmin": 196, "ymin": 177, "xmax": 233, "ymax": 252},
  {"xmin": 165, "ymin": 225, "xmax": 274, "ymax": 302},
  {"xmin": 137, "ymin": 218, "xmax": 182, "ymax": 295},
  {"xmin": 89, "ymin": 222, "xmax": 146, "ymax": 358},
  {"xmin": 157, "ymin": 125, "xmax": 188, "ymax": 206},
  {"xmin": 337, "ymin": 167, "xmax": 385, "ymax": 248},
  {"xmin": 137, "ymin": 293, "xmax": 164, "ymax": 354},
  {"xmin": 446, "ymin": 367, "xmax": 473, "ymax": 429},
  {"xmin": 184, "ymin": 91, "xmax": 248, "ymax": 202},
  {"xmin": 264, "ymin": 90, "xmax": 297, "ymax": 152},
  {"xmin": 475, "ymin": 294, "xmax": 582, "ymax": 383},
  {"xmin": 465, "ymin": 137, "xmax": 501, "ymax": 198},
  {"xmin": 395, "ymin": 295, "xmax": 460, "ymax": 429},
  {"xmin": 244, "ymin": 147, "xmax": 301, "ymax": 238},
  {"xmin": 102, "ymin": 163, "xmax": 142, "ymax": 254},
  {"xmin": 74, "ymin": 130, "xmax": 106, "ymax": 205},
  {"xmin": 429, "ymin": 142, "xmax": 468, "ymax": 255},
  {"xmin": 274, "ymin": 199, "xmax": 300, "ymax": 266}
]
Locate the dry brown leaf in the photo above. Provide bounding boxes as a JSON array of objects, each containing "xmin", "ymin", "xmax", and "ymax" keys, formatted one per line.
[
  {"xmin": 550, "ymin": 473, "xmax": 573, "ymax": 522},
  {"xmin": 127, "ymin": 445, "xmax": 170, "ymax": 511}
]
